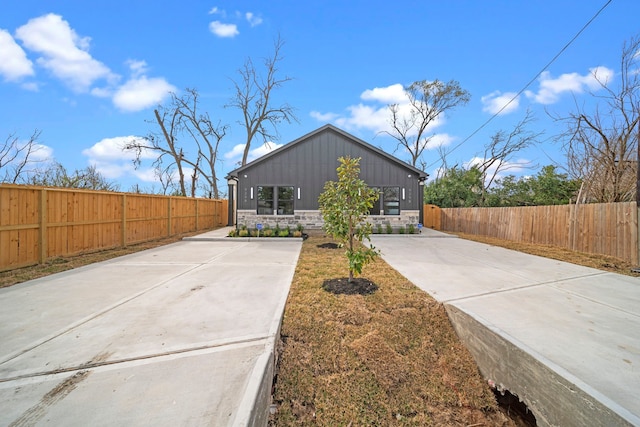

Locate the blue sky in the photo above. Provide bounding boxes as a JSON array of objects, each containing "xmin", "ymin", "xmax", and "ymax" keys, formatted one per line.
[{"xmin": 1, "ymin": 0, "xmax": 638, "ymax": 194}]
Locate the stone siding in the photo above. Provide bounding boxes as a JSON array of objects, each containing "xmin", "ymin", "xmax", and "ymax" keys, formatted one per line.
[{"xmin": 237, "ymin": 210, "xmax": 421, "ymax": 231}]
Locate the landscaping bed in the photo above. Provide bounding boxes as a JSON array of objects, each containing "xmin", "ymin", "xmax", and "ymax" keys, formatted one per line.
[{"xmin": 271, "ymin": 234, "xmax": 519, "ymax": 426}]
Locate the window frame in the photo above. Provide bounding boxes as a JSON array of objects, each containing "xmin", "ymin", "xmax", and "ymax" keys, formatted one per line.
[{"xmin": 256, "ymin": 185, "xmax": 295, "ymax": 215}]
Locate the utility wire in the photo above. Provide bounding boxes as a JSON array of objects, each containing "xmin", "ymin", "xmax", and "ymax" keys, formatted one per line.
[{"xmin": 427, "ymin": 0, "xmax": 613, "ymax": 170}]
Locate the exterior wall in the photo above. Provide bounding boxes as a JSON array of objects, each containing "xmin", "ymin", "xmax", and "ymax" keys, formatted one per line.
[
  {"xmin": 233, "ymin": 127, "xmax": 423, "ymax": 213},
  {"xmin": 237, "ymin": 209, "xmax": 421, "ymax": 231}
]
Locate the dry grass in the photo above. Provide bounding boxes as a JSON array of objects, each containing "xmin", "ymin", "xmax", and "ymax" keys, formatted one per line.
[
  {"xmin": 0, "ymin": 231, "xmax": 202, "ymax": 288},
  {"xmin": 272, "ymin": 235, "xmax": 517, "ymax": 426}
]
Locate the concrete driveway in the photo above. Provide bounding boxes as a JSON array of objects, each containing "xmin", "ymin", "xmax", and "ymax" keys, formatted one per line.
[
  {"xmin": 371, "ymin": 230, "xmax": 640, "ymax": 427},
  {"xmin": 0, "ymin": 231, "xmax": 301, "ymax": 426}
]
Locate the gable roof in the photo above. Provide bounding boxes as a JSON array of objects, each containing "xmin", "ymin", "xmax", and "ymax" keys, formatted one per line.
[{"xmin": 227, "ymin": 124, "xmax": 427, "ymax": 178}]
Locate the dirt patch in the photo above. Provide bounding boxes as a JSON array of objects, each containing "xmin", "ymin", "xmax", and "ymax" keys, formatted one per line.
[
  {"xmin": 317, "ymin": 242, "xmax": 339, "ymax": 249},
  {"xmin": 322, "ymin": 277, "xmax": 378, "ymax": 295}
]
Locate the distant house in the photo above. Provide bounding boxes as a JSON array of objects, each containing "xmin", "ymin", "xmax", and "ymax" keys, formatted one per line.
[{"xmin": 225, "ymin": 124, "xmax": 428, "ymax": 230}]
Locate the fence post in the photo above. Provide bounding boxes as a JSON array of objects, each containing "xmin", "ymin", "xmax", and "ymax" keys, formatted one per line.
[
  {"xmin": 121, "ymin": 194, "xmax": 127, "ymax": 247},
  {"xmin": 167, "ymin": 197, "xmax": 172, "ymax": 237},
  {"xmin": 39, "ymin": 188, "xmax": 47, "ymax": 263}
]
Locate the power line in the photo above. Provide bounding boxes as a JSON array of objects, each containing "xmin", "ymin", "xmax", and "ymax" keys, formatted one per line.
[{"xmin": 428, "ymin": 0, "xmax": 613, "ymax": 170}]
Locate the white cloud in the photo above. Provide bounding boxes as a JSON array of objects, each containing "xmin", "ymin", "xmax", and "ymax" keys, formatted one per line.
[
  {"xmin": 464, "ymin": 156, "xmax": 531, "ymax": 183},
  {"xmin": 15, "ymin": 13, "xmax": 116, "ymax": 92},
  {"xmin": 428, "ymin": 133, "xmax": 455, "ymax": 150},
  {"xmin": 245, "ymin": 12, "xmax": 263, "ymax": 27},
  {"xmin": 481, "ymin": 91, "xmax": 520, "ymax": 115},
  {"xmin": 0, "ymin": 29, "xmax": 34, "ymax": 81},
  {"xmin": 312, "ymin": 83, "xmax": 447, "ymax": 141},
  {"xmin": 82, "ymin": 136, "xmax": 152, "ymax": 161},
  {"xmin": 30, "ymin": 143, "xmax": 54, "ymax": 161},
  {"xmin": 112, "ymin": 75, "xmax": 175, "ymax": 112},
  {"xmin": 335, "ymin": 104, "xmax": 390, "ymax": 133},
  {"xmin": 224, "ymin": 142, "xmax": 283, "ymax": 164},
  {"xmin": 209, "ymin": 21, "xmax": 239, "ymax": 38},
  {"xmin": 525, "ymin": 66, "xmax": 614, "ymax": 104},
  {"xmin": 360, "ymin": 83, "xmax": 406, "ymax": 104},
  {"xmin": 209, "ymin": 7, "xmax": 222, "ymax": 15},
  {"xmin": 310, "ymin": 111, "xmax": 339, "ymax": 122},
  {"xmin": 83, "ymin": 136, "xmax": 158, "ymax": 180},
  {"xmin": 126, "ymin": 59, "xmax": 149, "ymax": 78}
]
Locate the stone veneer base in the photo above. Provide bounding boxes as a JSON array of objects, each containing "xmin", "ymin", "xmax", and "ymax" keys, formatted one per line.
[{"xmin": 236, "ymin": 210, "xmax": 421, "ymax": 231}]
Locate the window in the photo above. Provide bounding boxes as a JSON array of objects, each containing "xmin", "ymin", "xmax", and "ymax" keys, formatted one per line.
[
  {"xmin": 278, "ymin": 186, "xmax": 294, "ymax": 215},
  {"xmin": 257, "ymin": 186, "xmax": 294, "ymax": 215},
  {"xmin": 368, "ymin": 186, "xmax": 400, "ymax": 215},
  {"xmin": 257, "ymin": 186, "xmax": 274, "ymax": 214},
  {"xmin": 383, "ymin": 187, "xmax": 400, "ymax": 215},
  {"xmin": 369, "ymin": 187, "xmax": 381, "ymax": 215}
]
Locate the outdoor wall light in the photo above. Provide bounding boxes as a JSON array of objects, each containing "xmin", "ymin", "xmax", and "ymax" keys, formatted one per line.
[
  {"xmin": 402, "ymin": 188, "xmax": 406, "ymax": 200},
  {"xmin": 297, "ymin": 188, "xmax": 301, "ymax": 200},
  {"xmin": 250, "ymin": 187, "xmax": 254, "ymax": 199}
]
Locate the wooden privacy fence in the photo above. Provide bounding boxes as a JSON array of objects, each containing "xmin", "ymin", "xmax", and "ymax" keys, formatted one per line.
[
  {"xmin": 437, "ymin": 202, "xmax": 638, "ymax": 265},
  {"xmin": 0, "ymin": 185, "xmax": 228, "ymax": 272}
]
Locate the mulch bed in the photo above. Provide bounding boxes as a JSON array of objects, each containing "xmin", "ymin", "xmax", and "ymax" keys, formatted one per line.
[{"xmin": 322, "ymin": 277, "xmax": 379, "ymax": 295}]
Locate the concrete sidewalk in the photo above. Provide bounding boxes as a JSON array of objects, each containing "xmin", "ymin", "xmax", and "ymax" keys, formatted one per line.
[
  {"xmin": 0, "ymin": 231, "xmax": 302, "ymax": 426},
  {"xmin": 371, "ymin": 230, "xmax": 640, "ymax": 427}
]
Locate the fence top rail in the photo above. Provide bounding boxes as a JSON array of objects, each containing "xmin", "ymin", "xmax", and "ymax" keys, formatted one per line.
[{"xmin": 0, "ymin": 183, "xmax": 228, "ymax": 202}]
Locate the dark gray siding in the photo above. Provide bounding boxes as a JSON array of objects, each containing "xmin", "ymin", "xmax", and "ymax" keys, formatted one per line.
[{"xmin": 234, "ymin": 127, "xmax": 423, "ymax": 212}]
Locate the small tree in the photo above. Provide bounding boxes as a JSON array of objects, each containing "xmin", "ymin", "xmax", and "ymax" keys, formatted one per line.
[{"xmin": 318, "ymin": 156, "xmax": 379, "ymax": 283}]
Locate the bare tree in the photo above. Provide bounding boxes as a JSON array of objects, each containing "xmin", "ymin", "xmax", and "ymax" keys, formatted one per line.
[
  {"xmin": 381, "ymin": 79, "xmax": 470, "ymax": 168},
  {"xmin": 125, "ymin": 89, "xmax": 226, "ymax": 198},
  {"xmin": 28, "ymin": 162, "xmax": 119, "ymax": 191},
  {"xmin": 0, "ymin": 130, "xmax": 45, "ymax": 184},
  {"xmin": 554, "ymin": 35, "xmax": 640, "ymax": 203},
  {"xmin": 228, "ymin": 35, "xmax": 297, "ymax": 166},
  {"xmin": 475, "ymin": 109, "xmax": 542, "ymax": 204},
  {"xmin": 126, "ymin": 104, "xmax": 188, "ymax": 195},
  {"xmin": 174, "ymin": 88, "xmax": 227, "ymax": 198}
]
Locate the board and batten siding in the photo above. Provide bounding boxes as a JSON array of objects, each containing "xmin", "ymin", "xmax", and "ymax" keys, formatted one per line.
[{"xmin": 235, "ymin": 127, "xmax": 422, "ymax": 212}]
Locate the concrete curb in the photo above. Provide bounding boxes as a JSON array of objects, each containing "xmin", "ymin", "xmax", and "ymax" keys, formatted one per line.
[
  {"xmin": 445, "ymin": 305, "xmax": 639, "ymax": 427},
  {"xmin": 182, "ymin": 236, "xmax": 304, "ymax": 242},
  {"xmin": 231, "ymin": 240, "xmax": 301, "ymax": 426}
]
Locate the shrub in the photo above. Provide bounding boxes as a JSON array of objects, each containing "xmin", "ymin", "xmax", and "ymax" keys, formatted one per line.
[
  {"xmin": 296, "ymin": 223, "xmax": 304, "ymax": 232},
  {"xmin": 279, "ymin": 229, "xmax": 289, "ymax": 237},
  {"xmin": 407, "ymin": 224, "xmax": 416, "ymax": 234},
  {"xmin": 238, "ymin": 229, "xmax": 249, "ymax": 237},
  {"xmin": 263, "ymin": 229, "xmax": 273, "ymax": 237},
  {"xmin": 293, "ymin": 230, "xmax": 302, "ymax": 237},
  {"xmin": 398, "ymin": 227, "xmax": 406, "ymax": 234},
  {"xmin": 376, "ymin": 224, "xmax": 383, "ymax": 234},
  {"xmin": 385, "ymin": 223, "xmax": 393, "ymax": 234}
]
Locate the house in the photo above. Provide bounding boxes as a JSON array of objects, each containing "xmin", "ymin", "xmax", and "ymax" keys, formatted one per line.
[{"xmin": 225, "ymin": 124, "xmax": 428, "ymax": 230}]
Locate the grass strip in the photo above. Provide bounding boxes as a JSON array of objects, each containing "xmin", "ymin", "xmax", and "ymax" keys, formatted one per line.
[{"xmin": 272, "ymin": 234, "xmax": 517, "ymax": 426}]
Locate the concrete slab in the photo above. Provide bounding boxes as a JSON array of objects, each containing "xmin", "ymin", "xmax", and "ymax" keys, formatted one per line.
[
  {"xmin": 0, "ymin": 236, "xmax": 302, "ymax": 426},
  {"xmin": 371, "ymin": 233, "xmax": 640, "ymax": 427}
]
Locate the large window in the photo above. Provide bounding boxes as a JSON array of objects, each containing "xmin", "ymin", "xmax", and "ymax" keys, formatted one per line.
[
  {"xmin": 257, "ymin": 186, "xmax": 274, "ymax": 214},
  {"xmin": 369, "ymin": 186, "xmax": 400, "ymax": 215},
  {"xmin": 383, "ymin": 187, "xmax": 400, "ymax": 215},
  {"xmin": 278, "ymin": 186, "xmax": 294, "ymax": 215},
  {"xmin": 257, "ymin": 186, "xmax": 294, "ymax": 215}
]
